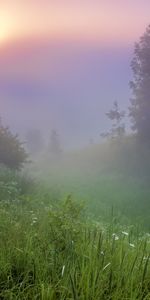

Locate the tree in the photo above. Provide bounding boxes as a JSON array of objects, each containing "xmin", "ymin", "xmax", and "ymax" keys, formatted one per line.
[
  {"xmin": 129, "ymin": 25, "xmax": 150, "ymax": 141},
  {"xmin": 0, "ymin": 122, "xmax": 28, "ymax": 170},
  {"xmin": 48, "ymin": 129, "xmax": 62, "ymax": 156},
  {"xmin": 101, "ymin": 101, "xmax": 125, "ymax": 139}
]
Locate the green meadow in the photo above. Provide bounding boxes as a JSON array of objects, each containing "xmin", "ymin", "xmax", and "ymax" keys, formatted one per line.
[{"xmin": 0, "ymin": 140, "xmax": 150, "ymax": 299}]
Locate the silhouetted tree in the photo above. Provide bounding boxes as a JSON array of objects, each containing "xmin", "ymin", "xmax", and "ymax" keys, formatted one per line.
[
  {"xmin": 129, "ymin": 25, "xmax": 150, "ymax": 142},
  {"xmin": 0, "ymin": 122, "xmax": 28, "ymax": 170},
  {"xmin": 48, "ymin": 129, "xmax": 62, "ymax": 156},
  {"xmin": 101, "ymin": 101, "xmax": 125, "ymax": 139}
]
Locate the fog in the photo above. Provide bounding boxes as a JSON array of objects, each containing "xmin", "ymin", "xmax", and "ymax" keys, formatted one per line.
[
  {"xmin": 1, "ymin": 1, "xmax": 150, "ymax": 297},
  {"xmin": 0, "ymin": 39, "xmax": 131, "ymax": 148}
]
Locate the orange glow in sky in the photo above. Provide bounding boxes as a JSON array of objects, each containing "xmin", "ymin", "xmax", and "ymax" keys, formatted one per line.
[
  {"xmin": 0, "ymin": 10, "xmax": 15, "ymax": 43},
  {"xmin": 0, "ymin": 1, "xmax": 150, "ymax": 46}
]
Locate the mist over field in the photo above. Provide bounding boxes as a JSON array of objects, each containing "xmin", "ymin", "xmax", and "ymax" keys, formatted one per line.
[
  {"xmin": 0, "ymin": 40, "xmax": 131, "ymax": 148},
  {"xmin": 0, "ymin": 1, "xmax": 150, "ymax": 299}
]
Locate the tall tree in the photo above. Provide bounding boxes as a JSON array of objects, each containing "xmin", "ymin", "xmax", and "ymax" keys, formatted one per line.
[
  {"xmin": 129, "ymin": 25, "xmax": 150, "ymax": 141},
  {"xmin": 101, "ymin": 101, "xmax": 125, "ymax": 139}
]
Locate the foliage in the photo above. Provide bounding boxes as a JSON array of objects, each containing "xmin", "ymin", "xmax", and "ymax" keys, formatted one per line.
[
  {"xmin": 129, "ymin": 24, "xmax": 150, "ymax": 141},
  {"xmin": 0, "ymin": 195, "xmax": 150, "ymax": 299},
  {"xmin": 101, "ymin": 101, "xmax": 125, "ymax": 139},
  {"xmin": 0, "ymin": 165, "xmax": 36, "ymax": 202},
  {"xmin": 0, "ymin": 123, "xmax": 28, "ymax": 170}
]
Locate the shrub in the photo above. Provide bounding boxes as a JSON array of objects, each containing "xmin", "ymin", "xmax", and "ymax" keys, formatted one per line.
[
  {"xmin": 0, "ymin": 165, "xmax": 35, "ymax": 202},
  {"xmin": 0, "ymin": 124, "xmax": 28, "ymax": 170}
]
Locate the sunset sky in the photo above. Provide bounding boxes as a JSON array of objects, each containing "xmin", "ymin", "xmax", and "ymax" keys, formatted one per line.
[
  {"xmin": 0, "ymin": 0, "xmax": 150, "ymax": 147},
  {"xmin": 0, "ymin": 0, "xmax": 150, "ymax": 45}
]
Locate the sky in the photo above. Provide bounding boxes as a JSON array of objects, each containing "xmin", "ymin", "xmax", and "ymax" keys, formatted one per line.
[
  {"xmin": 0, "ymin": 0, "xmax": 150, "ymax": 148},
  {"xmin": 0, "ymin": 0, "xmax": 150, "ymax": 45}
]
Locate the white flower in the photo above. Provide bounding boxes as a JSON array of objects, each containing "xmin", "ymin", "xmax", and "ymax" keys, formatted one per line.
[
  {"xmin": 129, "ymin": 243, "xmax": 135, "ymax": 248},
  {"xmin": 62, "ymin": 265, "xmax": 65, "ymax": 277},
  {"xmin": 112, "ymin": 233, "xmax": 119, "ymax": 241},
  {"xmin": 31, "ymin": 216, "xmax": 38, "ymax": 225},
  {"xmin": 31, "ymin": 220, "xmax": 37, "ymax": 226},
  {"xmin": 143, "ymin": 256, "xmax": 150, "ymax": 261},
  {"xmin": 100, "ymin": 251, "xmax": 104, "ymax": 256},
  {"xmin": 122, "ymin": 231, "xmax": 129, "ymax": 236}
]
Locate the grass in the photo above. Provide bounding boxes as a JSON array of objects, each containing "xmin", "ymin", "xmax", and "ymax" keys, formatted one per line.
[
  {"xmin": 1, "ymin": 140, "xmax": 150, "ymax": 299},
  {"xmin": 0, "ymin": 195, "xmax": 150, "ymax": 299}
]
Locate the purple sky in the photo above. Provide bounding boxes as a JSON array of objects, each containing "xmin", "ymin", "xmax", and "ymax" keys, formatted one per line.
[
  {"xmin": 0, "ymin": 39, "xmax": 131, "ymax": 147},
  {"xmin": 0, "ymin": 1, "xmax": 150, "ymax": 148}
]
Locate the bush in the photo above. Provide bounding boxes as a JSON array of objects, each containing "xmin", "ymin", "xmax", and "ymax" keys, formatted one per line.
[
  {"xmin": 0, "ymin": 124, "xmax": 28, "ymax": 170},
  {"xmin": 0, "ymin": 165, "xmax": 35, "ymax": 202}
]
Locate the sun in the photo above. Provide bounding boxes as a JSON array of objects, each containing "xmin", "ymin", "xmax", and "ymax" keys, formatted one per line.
[{"xmin": 0, "ymin": 10, "xmax": 14, "ymax": 44}]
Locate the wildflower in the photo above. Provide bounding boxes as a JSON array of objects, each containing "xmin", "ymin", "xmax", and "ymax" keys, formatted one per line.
[
  {"xmin": 112, "ymin": 233, "xmax": 119, "ymax": 241},
  {"xmin": 129, "ymin": 243, "xmax": 135, "ymax": 248},
  {"xmin": 31, "ymin": 220, "xmax": 37, "ymax": 226},
  {"xmin": 122, "ymin": 231, "xmax": 129, "ymax": 236},
  {"xmin": 100, "ymin": 251, "xmax": 104, "ymax": 256},
  {"xmin": 103, "ymin": 262, "xmax": 111, "ymax": 271},
  {"xmin": 62, "ymin": 265, "xmax": 65, "ymax": 277},
  {"xmin": 31, "ymin": 216, "xmax": 38, "ymax": 225},
  {"xmin": 143, "ymin": 256, "xmax": 150, "ymax": 261}
]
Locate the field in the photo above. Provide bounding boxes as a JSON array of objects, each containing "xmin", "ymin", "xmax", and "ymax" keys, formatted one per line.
[
  {"xmin": 0, "ymin": 141, "xmax": 150, "ymax": 299},
  {"xmin": 0, "ymin": 193, "xmax": 150, "ymax": 299}
]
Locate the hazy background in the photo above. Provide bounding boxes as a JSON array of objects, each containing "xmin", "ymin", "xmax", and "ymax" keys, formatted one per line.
[{"xmin": 0, "ymin": 0, "xmax": 150, "ymax": 148}]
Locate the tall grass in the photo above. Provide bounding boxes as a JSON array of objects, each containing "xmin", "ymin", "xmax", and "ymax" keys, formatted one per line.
[{"xmin": 0, "ymin": 195, "xmax": 150, "ymax": 299}]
